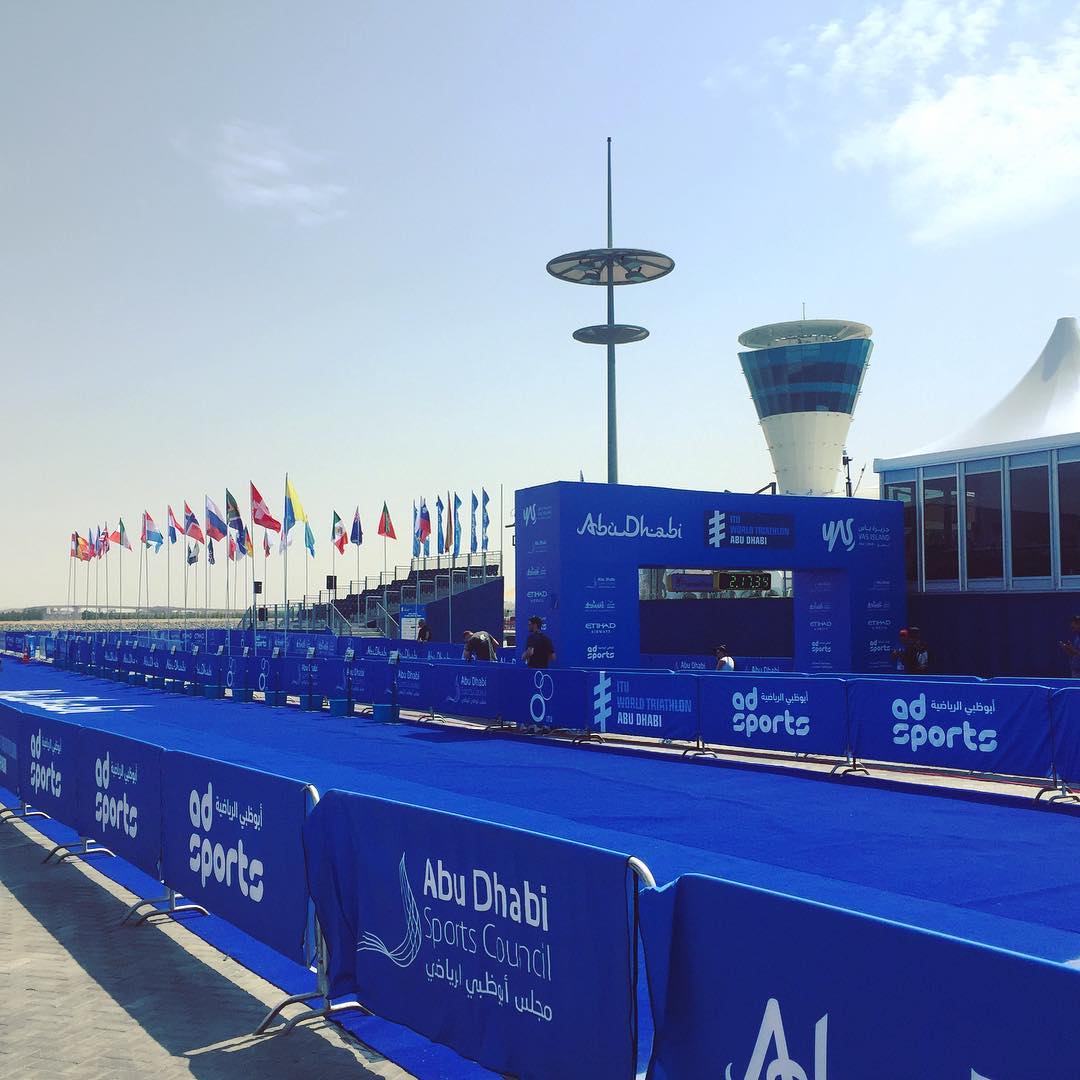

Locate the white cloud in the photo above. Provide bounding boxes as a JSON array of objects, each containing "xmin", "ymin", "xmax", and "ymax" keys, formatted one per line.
[
  {"xmin": 837, "ymin": 22, "xmax": 1080, "ymax": 244},
  {"xmin": 211, "ymin": 122, "xmax": 347, "ymax": 226}
]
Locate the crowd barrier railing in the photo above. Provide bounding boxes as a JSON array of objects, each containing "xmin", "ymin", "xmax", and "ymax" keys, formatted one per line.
[
  {"xmin": 639, "ymin": 872, "xmax": 1080, "ymax": 1078},
  {"xmin": 19, "ymin": 633, "xmax": 1080, "ymax": 795}
]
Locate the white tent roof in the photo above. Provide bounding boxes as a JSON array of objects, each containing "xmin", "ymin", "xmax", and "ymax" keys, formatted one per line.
[{"xmin": 876, "ymin": 317, "xmax": 1080, "ymax": 471}]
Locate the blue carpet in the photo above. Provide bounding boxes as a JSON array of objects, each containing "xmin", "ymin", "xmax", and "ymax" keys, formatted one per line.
[{"xmin": 4, "ymin": 661, "xmax": 1080, "ymax": 1073}]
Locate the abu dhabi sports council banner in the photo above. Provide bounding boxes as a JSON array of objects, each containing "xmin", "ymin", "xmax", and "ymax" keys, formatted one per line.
[
  {"xmin": 848, "ymin": 679, "xmax": 1052, "ymax": 779},
  {"xmin": 334, "ymin": 658, "xmax": 391, "ymax": 707},
  {"xmin": 640, "ymin": 873, "xmax": 1080, "ymax": 1080},
  {"xmin": 16, "ymin": 712, "xmax": 80, "ymax": 824},
  {"xmin": 392, "ymin": 661, "xmax": 433, "ymax": 712},
  {"xmin": 428, "ymin": 662, "xmax": 502, "ymax": 721},
  {"xmin": 73, "ymin": 728, "xmax": 163, "ymax": 878},
  {"xmin": 160, "ymin": 751, "xmax": 312, "ymax": 965},
  {"xmin": 304, "ymin": 790, "xmax": 638, "ymax": 1080},
  {"xmin": 698, "ymin": 675, "xmax": 848, "ymax": 758},
  {"xmin": 500, "ymin": 667, "xmax": 589, "ymax": 731},
  {"xmin": 587, "ymin": 670, "xmax": 698, "ymax": 741}
]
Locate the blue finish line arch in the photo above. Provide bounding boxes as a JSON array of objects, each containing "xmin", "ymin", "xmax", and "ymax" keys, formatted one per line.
[{"xmin": 515, "ymin": 481, "xmax": 906, "ymax": 672}]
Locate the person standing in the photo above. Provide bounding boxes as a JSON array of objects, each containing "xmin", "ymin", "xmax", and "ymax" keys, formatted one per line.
[
  {"xmin": 1060, "ymin": 615, "xmax": 1080, "ymax": 677},
  {"xmin": 715, "ymin": 645, "xmax": 735, "ymax": 672},
  {"xmin": 416, "ymin": 618, "xmax": 432, "ymax": 644},
  {"xmin": 523, "ymin": 616, "xmax": 555, "ymax": 668}
]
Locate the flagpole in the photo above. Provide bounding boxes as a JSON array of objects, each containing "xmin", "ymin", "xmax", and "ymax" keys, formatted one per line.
[
  {"xmin": 166, "ymin": 508, "xmax": 171, "ymax": 632},
  {"xmin": 249, "ymin": 488, "xmax": 257, "ymax": 658},
  {"xmin": 283, "ymin": 474, "xmax": 289, "ymax": 648},
  {"xmin": 105, "ymin": 524, "xmax": 110, "ymax": 621},
  {"xmin": 118, "ymin": 531, "xmax": 122, "ymax": 626},
  {"xmin": 136, "ymin": 532, "xmax": 143, "ymax": 636},
  {"xmin": 67, "ymin": 543, "xmax": 73, "ymax": 613}
]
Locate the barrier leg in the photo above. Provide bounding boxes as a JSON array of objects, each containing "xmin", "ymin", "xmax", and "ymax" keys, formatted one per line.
[
  {"xmin": 0, "ymin": 800, "xmax": 49, "ymax": 823},
  {"xmin": 125, "ymin": 887, "xmax": 209, "ymax": 926},
  {"xmin": 255, "ymin": 929, "xmax": 367, "ymax": 1036},
  {"xmin": 683, "ymin": 734, "xmax": 717, "ymax": 759},
  {"xmin": 1036, "ymin": 775, "xmax": 1080, "ymax": 803},
  {"xmin": 831, "ymin": 754, "xmax": 869, "ymax": 777},
  {"xmin": 43, "ymin": 837, "xmax": 115, "ymax": 864}
]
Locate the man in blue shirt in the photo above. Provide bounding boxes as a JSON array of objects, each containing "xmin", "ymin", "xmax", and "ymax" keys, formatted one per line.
[{"xmin": 1059, "ymin": 615, "xmax": 1080, "ymax": 676}]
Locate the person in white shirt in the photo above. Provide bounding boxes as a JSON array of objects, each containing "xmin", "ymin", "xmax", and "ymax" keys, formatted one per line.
[{"xmin": 715, "ymin": 645, "xmax": 735, "ymax": 672}]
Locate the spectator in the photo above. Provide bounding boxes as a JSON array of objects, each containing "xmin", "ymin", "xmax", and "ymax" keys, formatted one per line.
[
  {"xmin": 715, "ymin": 645, "xmax": 735, "ymax": 672},
  {"xmin": 523, "ymin": 616, "xmax": 556, "ymax": 669},
  {"xmin": 909, "ymin": 626, "xmax": 930, "ymax": 674},
  {"xmin": 416, "ymin": 618, "xmax": 432, "ymax": 644},
  {"xmin": 891, "ymin": 628, "xmax": 914, "ymax": 673},
  {"xmin": 462, "ymin": 629, "xmax": 497, "ymax": 662},
  {"xmin": 1060, "ymin": 615, "xmax": 1080, "ymax": 677}
]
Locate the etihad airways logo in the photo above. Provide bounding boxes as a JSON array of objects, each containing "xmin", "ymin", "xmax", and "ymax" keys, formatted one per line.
[{"xmin": 577, "ymin": 513, "xmax": 682, "ymax": 540}]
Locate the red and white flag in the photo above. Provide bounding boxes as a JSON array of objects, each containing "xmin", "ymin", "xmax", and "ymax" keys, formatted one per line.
[{"xmin": 251, "ymin": 482, "xmax": 281, "ymax": 532}]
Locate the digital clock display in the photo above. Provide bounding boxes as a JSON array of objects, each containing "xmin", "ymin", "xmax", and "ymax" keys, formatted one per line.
[{"xmin": 716, "ymin": 572, "xmax": 771, "ymax": 591}]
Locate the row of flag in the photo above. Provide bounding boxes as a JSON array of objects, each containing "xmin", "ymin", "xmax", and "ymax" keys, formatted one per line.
[
  {"xmin": 69, "ymin": 481, "xmax": 492, "ymax": 567},
  {"xmin": 413, "ymin": 490, "xmax": 491, "ymax": 558}
]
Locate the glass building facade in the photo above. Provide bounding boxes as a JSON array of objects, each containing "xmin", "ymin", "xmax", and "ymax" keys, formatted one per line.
[
  {"xmin": 878, "ymin": 440, "xmax": 1080, "ymax": 591},
  {"xmin": 738, "ymin": 338, "xmax": 872, "ymax": 418}
]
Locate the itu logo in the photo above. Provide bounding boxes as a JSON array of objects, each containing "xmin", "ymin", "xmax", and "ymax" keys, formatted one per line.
[
  {"xmin": 821, "ymin": 518, "xmax": 855, "ymax": 553},
  {"xmin": 592, "ymin": 672, "xmax": 613, "ymax": 733},
  {"xmin": 707, "ymin": 510, "xmax": 727, "ymax": 548},
  {"xmin": 529, "ymin": 671, "xmax": 554, "ymax": 725},
  {"xmin": 726, "ymin": 997, "xmax": 827, "ymax": 1080},
  {"xmin": 357, "ymin": 853, "xmax": 422, "ymax": 968}
]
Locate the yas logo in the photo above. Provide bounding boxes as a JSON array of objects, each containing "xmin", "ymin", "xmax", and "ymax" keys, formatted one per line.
[
  {"xmin": 522, "ymin": 504, "xmax": 537, "ymax": 527},
  {"xmin": 822, "ymin": 518, "xmax": 855, "ymax": 553},
  {"xmin": 357, "ymin": 853, "xmax": 422, "ymax": 968},
  {"xmin": 726, "ymin": 997, "xmax": 827, "ymax": 1080},
  {"xmin": 708, "ymin": 510, "xmax": 727, "ymax": 548},
  {"xmin": 592, "ymin": 671, "xmax": 612, "ymax": 733}
]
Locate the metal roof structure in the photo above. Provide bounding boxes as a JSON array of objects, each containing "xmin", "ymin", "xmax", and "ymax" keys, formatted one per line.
[{"xmin": 876, "ymin": 317, "xmax": 1080, "ymax": 472}]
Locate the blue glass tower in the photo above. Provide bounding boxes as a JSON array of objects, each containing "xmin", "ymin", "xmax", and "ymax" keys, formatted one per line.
[{"xmin": 737, "ymin": 320, "xmax": 873, "ymax": 495}]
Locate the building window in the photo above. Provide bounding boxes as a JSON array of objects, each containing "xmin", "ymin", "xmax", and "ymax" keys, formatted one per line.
[
  {"xmin": 1060, "ymin": 458, "xmax": 1080, "ymax": 575},
  {"xmin": 964, "ymin": 465, "xmax": 1003, "ymax": 580},
  {"xmin": 883, "ymin": 479, "xmax": 917, "ymax": 581},
  {"xmin": 923, "ymin": 471, "xmax": 958, "ymax": 581},
  {"xmin": 1010, "ymin": 459, "xmax": 1050, "ymax": 577}
]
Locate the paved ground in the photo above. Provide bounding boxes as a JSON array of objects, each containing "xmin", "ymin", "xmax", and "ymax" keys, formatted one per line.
[{"xmin": 0, "ymin": 817, "xmax": 413, "ymax": 1079}]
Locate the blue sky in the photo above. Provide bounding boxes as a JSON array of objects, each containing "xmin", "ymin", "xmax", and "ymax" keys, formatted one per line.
[{"xmin": 5, "ymin": 0, "xmax": 1080, "ymax": 607}]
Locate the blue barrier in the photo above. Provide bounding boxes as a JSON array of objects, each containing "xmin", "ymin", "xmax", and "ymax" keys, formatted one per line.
[
  {"xmin": 304, "ymin": 789, "xmax": 638, "ymax": 1080},
  {"xmin": 73, "ymin": 728, "xmax": 163, "ymax": 878},
  {"xmin": 160, "ymin": 750, "xmax": 312, "ymax": 965},
  {"xmin": 17, "ymin": 712, "xmax": 80, "ymax": 824},
  {"xmin": 585, "ymin": 669, "xmax": 698, "ymax": 741},
  {"xmin": 640, "ymin": 873, "xmax": 1080, "ymax": 1079},
  {"xmin": 0, "ymin": 705, "xmax": 22, "ymax": 797},
  {"xmin": 640, "ymin": 652, "xmax": 795, "ymax": 674},
  {"xmin": 848, "ymin": 678, "xmax": 1052, "ymax": 778},
  {"xmin": 699, "ymin": 674, "xmax": 849, "ymax": 758},
  {"xmin": 500, "ymin": 667, "xmax": 589, "ymax": 730},
  {"xmin": 392, "ymin": 661, "xmax": 433, "ymax": 712},
  {"xmin": 428, "ymin": 661, "xmax": 503, "ymax": 721},
  {"xmin": 1050, "ymin": 689, "xmax": 1080, "ymax": 788},
  {"xmin": 334, "ymin": 658, "xmax": 392, "ymax": 709}
]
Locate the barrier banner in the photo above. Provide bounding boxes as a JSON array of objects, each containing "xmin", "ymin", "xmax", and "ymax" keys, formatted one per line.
[
  {"xmin": 500, "ymin": 667, "xmax": 588, "ymax": 730},
  {"xmin": 73, "ymin": 728, "xmax": 163, "ymax": 877},
  {"xmin": 848, "ymin": 679, "xmax": 1051, "ymax": 778},
  {"xmin": 188, "ymin": 651, "xmax": 224, "ymax": 690},
  {"xmin": 162, "ymin": 648, "xmax": 194, "ymax": 686},
  {"xmin": 223, "ymin": 653, "xmax": 253, "ymax": 692},
  {"xmin": 0, "ymin": 705, "xmax": 22, "ymax": 797},
  {"xmin": 428, "ymin": 662, "xmax": 502, "ymax": 721},
  {"xmin": 118, "ymin": 641, "xmax": 141, "ymax": 677},
  {"xmin": 279, "ymin": 655, "xmax": 326, "ymax": 698},
  {"xmin": 640, "ymin": 653, "xmax": 795, "ymax": 674},
  {"xmin": 393, "ymin": 661, "xmax": 432, "ymax": 712},
  {"xmin": 137, "ymin": 645, "xmax": 167, "ymax": 682},
  {"xmin": 699, "ymin": 675, "xmax": 848, "ymax": 758},
  {"xmin": 335, "ymin": 658, "xmax": 391, "ymax": 707},
  {"xmin": 304, "ymin": 790, "xmax": 637, "ymax": 1080},
  {"xmin": 641, "ymin": 873, "xmax": 1080, "ymax": 1080},
  {"xmin": 1048, "ymin": 689, "xmax": 1080, "ymax": 786},
  {"xmin": 160, "ymin": 751, "xmax": 311, "ymax": 964},
  {"xmin": 586, "ymin": 670, "xmax": 698, "ymax": 741},
  {"xmin": 16, "ymin": 711, "xmax": 79, "ymax": 824}
]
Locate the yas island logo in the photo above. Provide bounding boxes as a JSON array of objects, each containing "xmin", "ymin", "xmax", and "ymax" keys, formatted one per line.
[
  {"xmin": 592, "ymin": 671, "xmax": 613, "ymax": 733},
  {"xmin": 707, "ymin": 510, "xmax": 727, "ymax": 548},
  {"xmin": 357, "ymin": 853, "xmax": 422, "ymax": 968},
  {"xmin": 822, "ymin": 518, "xmax": 855, "ymax": 553}
]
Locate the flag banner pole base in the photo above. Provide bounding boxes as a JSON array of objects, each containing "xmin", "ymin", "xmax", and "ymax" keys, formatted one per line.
[
  {"xmin": 43, "ymin": 838, "xmax": 115, "ymax": 865},
  {"xmin": 123, "ymin": 888, "xmax": 209, "ymax": 927}
]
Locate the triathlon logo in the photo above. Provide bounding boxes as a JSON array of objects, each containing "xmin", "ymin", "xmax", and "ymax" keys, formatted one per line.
[
  {"xmin": 529, "ymin": 671, "xmax": 554, "ymax": 725},
  {"xmin": 822, "ymin": 518, "xmax": 855, "ymax": 553},
  {"xmin": 357, "ymin": 853, "xmax": 422, "ymax": 968},
  {"xmin": 707, "ymin": 510, "xmax": 727, "ymax": 547},
  {"xmin": 727, "ymin": 997, "xmax": 827, "ymax": 1080},
  {"xmin": 592, "ymin": 672, "xmax": 612, "ymax": 733}
]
